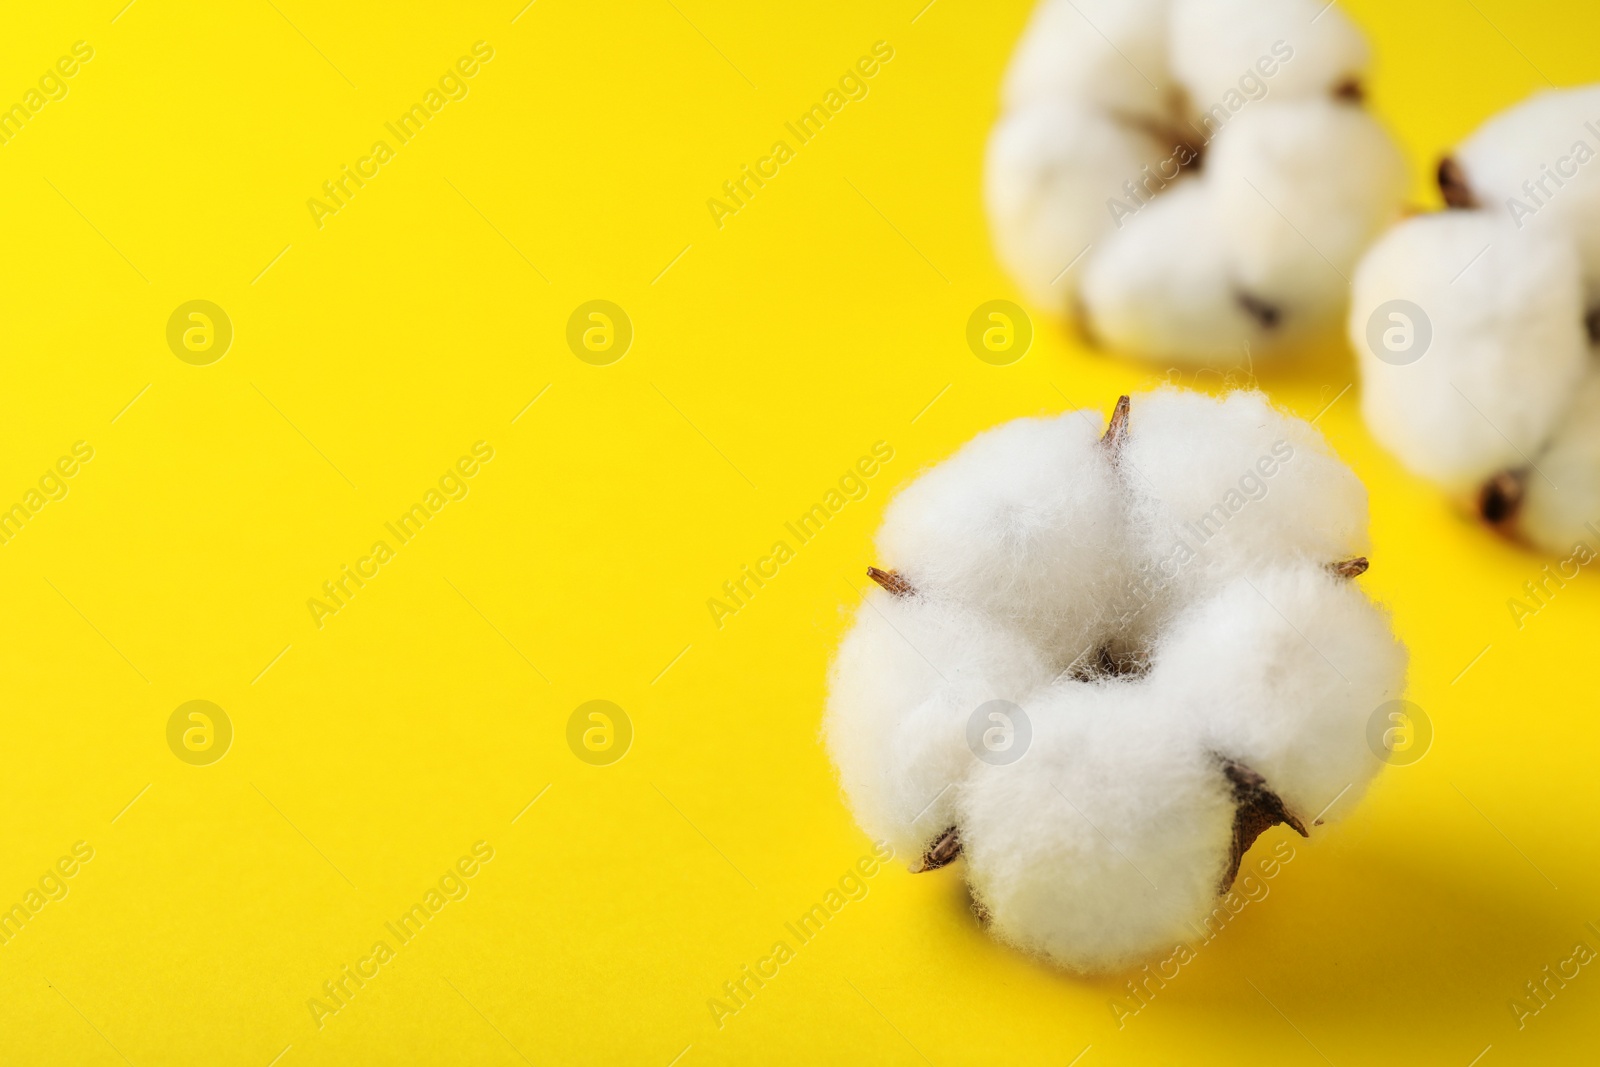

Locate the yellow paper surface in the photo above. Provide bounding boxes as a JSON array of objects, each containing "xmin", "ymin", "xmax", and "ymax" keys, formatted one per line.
[{"xmin": 1, "ymin": 1, "xmax": 1596, "ymax": 1063}]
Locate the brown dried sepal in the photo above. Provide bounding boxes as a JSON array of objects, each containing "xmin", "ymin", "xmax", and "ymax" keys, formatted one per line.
[
  {"xmin": 1478, "ymin": 470, "xmax": 1526, "ymax": 530},
  {"xmin": 1333, "ymin": 78, "xmax": 1365, "ymax": 103},
  {"xmin": 1219, "ymin": 759, "xmax": 1308, "ymax": 892},
  {"xmin": 1328, "ymin": 556, "xmax": 1369, "ymax": 579},
  {"xmin": 867, "ymin": 566, "xmax": 914, "ymax": 598},
  {"xmin": 1237, "ymin": 291, "xmax": 1283, "ymax": 330},
  {"xmin": 1438, "ymin": 156, "xmax": 1478, "ymax": 209},
  {"xmin": 1101, "ymin": 395, "xmax": 1131, "ymax": 457},
  {"xmin": 911, "ymin": 827, "xmax": 962, "ymax": 873}
]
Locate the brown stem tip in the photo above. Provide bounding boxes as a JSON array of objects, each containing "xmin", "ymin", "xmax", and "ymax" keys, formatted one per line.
[
  {"xmin": 1478, "ymin": 470, "xmax": 1526, "ymax": 529},
  {"xmin": 1438, "ymin": 156, "xmax": 1478, "ymax": 209},
  {"xmin": 867, "ymin": 566, "xmax": 914, "ymax": 598},
  {"xmin": 1219, "ymin": 759, "xmax": 1308, "ymax": 893},
  {"xmin": 1101, "ymin": 395, "xmax": 1130, "ymax": 456},
  {"xmin": 1333, "ymin": 78, "xmax": 1365, "ymax": 103},
  {"xmin": 1237, "ymin": 291, "xmax": 1283, "ymax": 330},
  {"xmin": 912, "ymin": 827, "xmax": 962, "ymax": 873},
  {"xmin": 1328, "ymin": 556, "xmax": 1369, "ymax": 579}
]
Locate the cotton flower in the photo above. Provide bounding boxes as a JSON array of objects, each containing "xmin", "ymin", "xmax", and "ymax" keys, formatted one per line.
[
  {"xmin": 985, "ymin": 0, "xmax": 1406, "ymax": 364},
  {"xmin": 825, "ymin": 390, "xmax": 1408, "ymax": 971},
  {"xmin": 1350, "ymin": 85, "xmax": 1600, "ymax": 552}
]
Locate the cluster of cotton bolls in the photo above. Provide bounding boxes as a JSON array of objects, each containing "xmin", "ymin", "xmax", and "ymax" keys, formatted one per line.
[
  {"xmin": 824, "ymin": 390, "xmax": 1408, "ymax": 971},
  {"xmin": 1351, "ymin": 85, "xmax": 1600, "ymax": 554},
  {"xmin": 985, "ymin": 0, "xmax": 1408, "ymax": 364}
]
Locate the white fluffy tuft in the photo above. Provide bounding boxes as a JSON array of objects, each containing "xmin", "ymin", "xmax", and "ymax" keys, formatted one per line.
[
  {"xmin": 1207, "ymin": 99, "xmax": 1408, "ymax": 334},
  {"xmin": 1118, "ymin": 388, "xmax": 1370, "ymax": 637},
  {"xmin": 1152, "ymin": 566, "xmax": 1406, "ymax": 821},
  {"xmin": 960, "ymin": 683, "xmax": 1229, "ymax": 971},
  {"xmin": 1168, "ymin": 0, "xmax": 1369, "ymax": 111},
  {"xmin": 1349, "ymin": 211, "xmax": 1587, "ymax": 492},
  {"xmin": 1452, "ymin": 86, "xmax": 1600, "ymax": 301},
  {"xmin": 1078, "ymin": 182, "xmax": 1256, "ymax": 363},
  {"xmin": 1517, "ymin": 372, "xmax": 1600, "ymax": 551},
  {"xmin": 1002, "ymin": 0, "xmax": 1176, "ymax": 122},
  {"xmin": 985, "ymin": 102, "xmax": 1168, "ymax": 311},
  {"xmin": 875, "ymin": 408, "xmax": 1132, "ymax": 661}
]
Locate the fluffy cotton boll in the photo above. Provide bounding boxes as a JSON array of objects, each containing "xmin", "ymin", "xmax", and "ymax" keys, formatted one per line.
[
  {"xmin": 1151, "ymin": 567, "xmax": 1407, "ymax": 824},
  {"xmin": 959, "ymin": 682, "xmax": 1235, "ymax": 971},
  {"xmin": 1514, "ymin": 373, "xmax": 1600, "ymax": 553},
  {"xmin": 829, "ymin": 389, "xmax": 1401, "ymax": 972},
  {"xmin": 1349, "ymin": 211, "xmax": 1588, "ymax": 491},
  {"xmin": 1450, "ymin": 85, "xmax": 1600, "ymax": 302},
  {"xmin": 985, "ymin": 101, "xmax": 1171, "ymax": 310},
  {"xmin": 875, "ymin": 409, "xmax": 1130, "ymax": 663},
  {"xmin": 1116, "ymin": 390, "xmax": 1369, "ymax": 637},
  {"xmin": 825, "ymin": 592, "xmax": 1053, "ymax": 858},
  {"xmin": 1207, "ymin": 99, "xmax": 1407, "ymax": 336},
  {"xmin": 1169, "ymin": 0, "xmax": 1368, "ymax": 117},
  {"xmin": 1078, "ymin": 182, "xmax": 1258, "ymax": 363},
  {"xmin": 1001, "ymin": 0, "xmax": 1176, "ymax": 124}
]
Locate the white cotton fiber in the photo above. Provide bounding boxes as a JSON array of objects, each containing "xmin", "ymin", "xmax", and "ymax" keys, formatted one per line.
[
  {"xmin": 1117, "ymin": 389, "xmax": 1369, "ymax": 637},
  {"xmin": 1169, "ymin": 0, "xmax": 1369, "ymax": 114},
  {"xmin": 985, "ymin": 101, "xmax": 1169, "ymax": 310},
  {"xmin": 1077, "ymin": 182, "xmax": 1257, "ymax": 364},
  {"xmin": 1207, "ymin": 99, "xmax": 1407, "ymax": 335},
  {"xmin": 959, "ymin": 682, "xmax": 1232, "ymax": 971},
  {"xmin": 1002, "ymin": 0, "xmax": 1176, "ymax": 124},
  {"xmin": 1452, "ymin": 85, "xmax": 1600, "ymax": 301},
  {"xmin": 1516, "ymin": 372, "xmax": 1600, "ymax": 551},
  {"xmin": 875, "ymin": 407, "xmax": 1132, "ymax": 662},
  {"xmin": 1151, "ymin": 567, "xmax": 1406, "ymax": 822},
  {"xmin": 825, "ymin": 591, "xmax": 1053, "ymax": 859},
  {"xmin": 1348, "ymin": 211, "xmax": 1588, "ymax": 491},
  {"xmin": 826, "ymin": 390, "xmax": 1408, "ymax": 971}
]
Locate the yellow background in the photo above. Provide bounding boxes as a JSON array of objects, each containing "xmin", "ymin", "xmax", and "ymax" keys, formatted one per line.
[{"xmin": 1, "ymin": 0, "xmax": 1597, "ymax": 1063}]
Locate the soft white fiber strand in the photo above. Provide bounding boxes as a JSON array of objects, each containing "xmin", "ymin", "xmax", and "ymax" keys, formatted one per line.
[
  {"xmin": 1117, "ymin": 389, "xmax": 1370, "ymax": 640},
  {"xmin": 1452, "ymin": 86, "xmax": 1600, "ymax": 301},
  {"xmin": 1517, "ymin": 372, "xmax": 1600, "ymax": 551},
  {"xmin": 1168, "ymin": 0, "xmax": 1369, "ymax": 112},
  {"xmin": 825, "ymin": 592, "xmax": 1053, "ymax": 860},
  {"xmin": 1151, "ymin": 567, "xmax": 1407, "ymax": 822},
  {"xmin": 985, "ymin": 102, "xmax": 1169, "ymax": 311},
  {"xmin": 874, "ymin": 408, "xmax": 1132, "ymax": 662},
  {"xmin": 1349, "ymin": 211, "xmax": 1587, "ymax": 492},
  {"xmin": 1207, "ymin": 99, "xmax": 1408, "ymax": 334},
  {"xmin": 1002, "ymin": 0, "xmax": 1176, "ymax": 123},
  {"xmin": 959, "ymin": 682, "xmax": 1231, "ymax": 972},
  {"xmin": 1077, "ymin": 182, "xmax": 1256, "ymax": 363}
]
